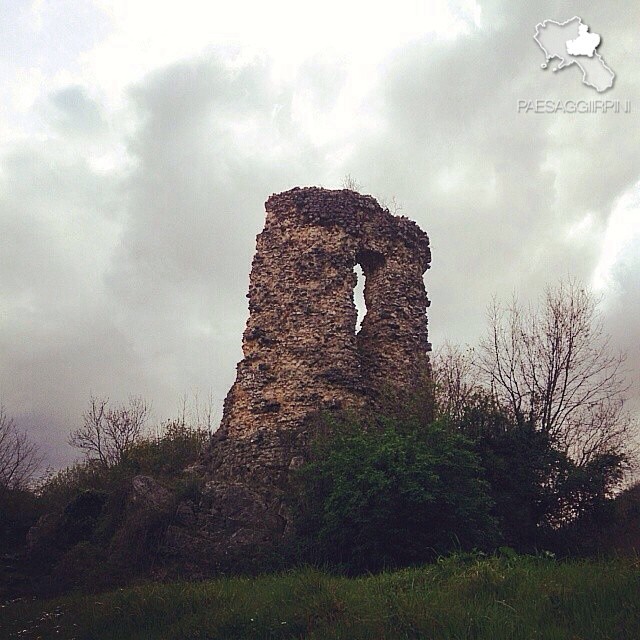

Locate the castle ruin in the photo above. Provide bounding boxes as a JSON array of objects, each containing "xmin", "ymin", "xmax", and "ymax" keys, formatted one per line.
[
  {"xmin": 165, "ymin": 187, "xmax": 432, "ymax": 569},
  {"xmin": 220, "ymin": 186, "xmax": 432, "ymax": 437}
]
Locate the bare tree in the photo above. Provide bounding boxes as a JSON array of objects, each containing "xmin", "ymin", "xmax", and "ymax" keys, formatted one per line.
[
  {"xmin": 341, "ymin": 173, "xmax": 361, "ymax": 191},
  {"xmin": 431, "ymin": 343, "xmax": 478, "ymax": 424},
  {"xmin": 174, "ymin": 390, "xmax": 217, "ymax": 434},
  {"xmin": 378, "ymin": 195, "xmax": 404, "ymax": 215},
  {"xmin": 69, "ymin": 395, "xmax": 150, "ymax": 466},
  {"xmin": 192, "ymin": 389, "xmax": 216, "ymax": 434},
  {"xmin": 477, "ymin": 280, "xmax": 632, "ymax": 464},
  {"xmin": 0, "ymin": 405, "xmax": 43, "ymax": 490}
]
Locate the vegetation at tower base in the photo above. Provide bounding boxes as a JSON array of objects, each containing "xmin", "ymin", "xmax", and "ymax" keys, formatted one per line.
[
  {"xmin": 288, "ymin": 384, "xmax": 628, "ymax": 573},
  {"xmin": 0, "ymin": 418, "xmax": 211, "ymax": 598},
  {"xmin": 291, "ymin": 410, "xmax": 500, "ymax": 573},
  {"xmin": 9, "ymin": 376, "xmax": 629, "ymax": 598}
]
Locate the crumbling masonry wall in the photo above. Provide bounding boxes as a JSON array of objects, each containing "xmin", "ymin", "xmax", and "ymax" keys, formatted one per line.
[
  {"xmin": 219, "ymin": 186, "xmax": 432, "ymax": 439},
  {"xmin": 28, "ymin": 187, "xmax": 434, "ymax": 578},
  {"xmin": 163, "ymin": 187, "xmax": 431, "ymax": 570}
]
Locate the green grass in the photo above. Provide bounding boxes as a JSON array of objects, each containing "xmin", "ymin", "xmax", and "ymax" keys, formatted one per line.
[{"xmin": 2, "ymin": 555, "xmax": 639, "ymax": 639}]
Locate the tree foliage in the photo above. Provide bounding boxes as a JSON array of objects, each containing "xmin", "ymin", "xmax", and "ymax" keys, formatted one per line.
[
  {"xmin": 453, "ymin": 390, "xmax": 625, "ymax": 549},
  {"xmin": 292, "ymin": 413, "xmax": 499, "ymax": 573},
  {"xmin": 431, "ymin": 280, "xmax": 632, "ymax": 548},
  {"xmin": 27, "ymin": 414, "xmax": 209, "ymax": 594},
  {"xmin": 477, "ymin": 280, "xmax": 631, "ymax": 465}
]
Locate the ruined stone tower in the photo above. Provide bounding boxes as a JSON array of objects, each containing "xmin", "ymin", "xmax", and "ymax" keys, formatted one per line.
[
  {"xmin": 219, "ymin": 186, "xmax": 432, "ymax": 439},
  {"xmin": 165, "ymin": 187, "xmax": 431, "ymax": 569}
]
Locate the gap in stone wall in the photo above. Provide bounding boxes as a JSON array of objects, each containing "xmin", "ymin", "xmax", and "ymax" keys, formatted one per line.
[{"xmin": 353, "ymin": 263, "xmax": 367, "ymax": 333}]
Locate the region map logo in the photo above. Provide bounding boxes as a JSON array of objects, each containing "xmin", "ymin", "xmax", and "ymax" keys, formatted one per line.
[{"xmin": 533, "ymin": 16, "xmax": 615, "ymax": 93}]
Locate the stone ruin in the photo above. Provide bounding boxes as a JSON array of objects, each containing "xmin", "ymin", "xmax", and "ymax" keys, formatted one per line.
[
  {"xmin": 165, "ymin": 187, "xmax": 432, "ymax": 570},
  {"xmin": 220, "ymin": 186, "xmax": 432, "ymax": 437},
  {"xmin": 23, "ymin": 187, "xmax": 433, "ymax": 584}
]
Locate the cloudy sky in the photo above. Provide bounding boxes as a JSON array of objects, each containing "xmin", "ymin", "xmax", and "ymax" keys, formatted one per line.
[{"xmin": 1, "ymin": 0, "xmax": 639, "ymax": 469}]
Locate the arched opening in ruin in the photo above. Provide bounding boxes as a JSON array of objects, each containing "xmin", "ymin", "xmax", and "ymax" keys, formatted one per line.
[
  {"xmin": 353, "ymin": 249, "xmax": 385, "ymax": 334},
  {"xmin": 353, "ymin": 264, "xmax": 366, "ymax": 333}
]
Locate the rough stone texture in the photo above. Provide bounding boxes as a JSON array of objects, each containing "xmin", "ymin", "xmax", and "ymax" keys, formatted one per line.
[
  {"xmin": 166, "ymin": 187, "xmax": 432, "ymax": 570},
  {"xmin": 221, "ymin": 186, "xmax": 432, "ymax": 437},
  {"xmin": 130, "ymin": 475, "xmax": 173, "ymax": 510},
  {"xmin": 164, "ymin": 427, "xmax": 310, "ymax": 573}
]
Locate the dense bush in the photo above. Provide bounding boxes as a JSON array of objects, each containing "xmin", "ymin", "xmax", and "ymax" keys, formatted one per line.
[
  {"xmin": 0, "ymin": 486, "xmax": 42, "ymax": 551},
  {"xmin": 453, "ymin": 391, "xmax": 627, "ymax": 553},
  {"xmin": 291, "ymin": 382, "xmax": 630, "ymax": 572},
  {"xmin": 124, "ymin": 420, "xmax": 210, "ymax": 477},
  {"xmin": 12, "ymin": 419, "xmax": 211, "ymax": 595},
  {"xmin": 292, "ymin": 413, "xmax": 499, "ymax": 572},
  {"xmin": 457, "ymin": 395, "xmax": 555, "ymax": 547},
  {"xmin": 39, "ymin": 420, "xmax": 209, "ymax": 509},
  {"xmin": 37, "ymin": 460, "xmax": 128, "ymax": 514},
  {"xmin": 2, "ymin": 379, "xmax": 633, "ymax": 597}
]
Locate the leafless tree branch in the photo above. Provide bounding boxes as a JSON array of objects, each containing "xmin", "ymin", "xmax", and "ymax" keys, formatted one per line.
[
  {"xmin": 476, "ymin": 279, "xmax": 633, "ymax": 464},
  {"xmin": 69, "ymin": 395, "xmax": 150, "ymax": 466},
  {"xmin": 0, "ymin": 404, "xmax": 43, "ymax": 490}
]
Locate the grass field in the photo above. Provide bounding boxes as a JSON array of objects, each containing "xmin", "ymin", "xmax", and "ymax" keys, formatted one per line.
[{"xmin": 2, "ymin": 555, "xmax": 639, "ymax": 639}]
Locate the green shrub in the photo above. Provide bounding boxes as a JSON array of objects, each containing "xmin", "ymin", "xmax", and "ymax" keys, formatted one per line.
[
  {"xmin": 124, "ymin": 420, "xmax": 209, "ymax": 478},
  {"xmin": 37, "ymin": 460, "xmax": 124, "ymax": 513},
  {"xmin": 456, "ymin": 392, "xmax": 628, "ymax": 553},
  {"xmin": 58, "ymin": 489, "xmax": 109, "ymax": 547},
  {"xmin": 38, "ymin": 420, "xmax": 208, "ymax": 514},
  {"xmin": 0, "ymin": 486, "xmax": 42, "ymax": 550},
  {"xmin": 27, "ymin": 419, "xmax": 208, "ymax": 594},
  {"xmin": 292, "ymin": 414, "xmax": 499, "ymax": 572}
]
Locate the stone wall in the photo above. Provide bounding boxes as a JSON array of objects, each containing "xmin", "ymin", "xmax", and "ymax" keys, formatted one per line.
[
  {"xmin": 165, "ymin": 187, "xmax": 432, "ymax": 571},
  {"xmin": 219, "ymin": 186, "xmax": 432, "ymax": 439}
]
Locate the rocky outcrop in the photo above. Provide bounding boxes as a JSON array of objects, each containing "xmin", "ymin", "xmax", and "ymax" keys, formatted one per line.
[{"xmin": 130, "ymin": 475, "xmax": 173, "ymax": 510}]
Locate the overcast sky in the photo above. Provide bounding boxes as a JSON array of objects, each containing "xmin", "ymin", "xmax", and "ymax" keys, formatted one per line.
[{"xmin": 1, "ymin": 0, "xmax": 639, "ymax": 469}]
